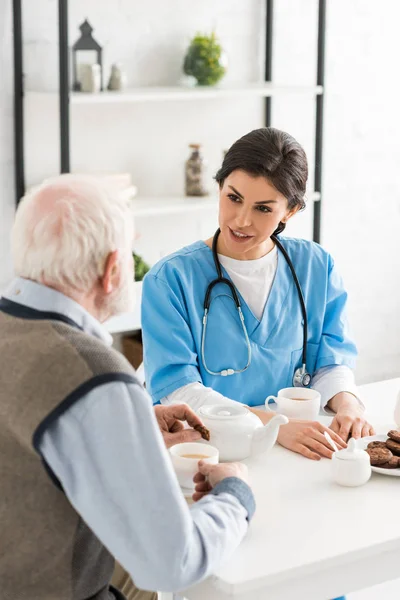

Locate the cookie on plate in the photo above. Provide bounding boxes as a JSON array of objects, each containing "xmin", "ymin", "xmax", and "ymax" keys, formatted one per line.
[
  {"xmin": 379, "ymin": 456, "xmax": 400, "ymax": 469},
  {"xmin": 367, "ymin": 441, "xmax": 387, "ymax": 450},
  {"xmin": 366, "ymin": 446, "xmax": 393, "ymax": 466},
  {"xmin": 387, "ymin": 430, "xmax": 400, "ymax": 443},
  {"xmin": 385, "ymin": 438, "xmax": 400, "ymax": 456}
]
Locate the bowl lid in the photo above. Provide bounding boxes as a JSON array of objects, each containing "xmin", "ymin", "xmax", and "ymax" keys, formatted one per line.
[
  {"xmin": 198, "ymin": 404, "xmax": 249, "ymax": 420},
  {"xmin": 335, "ymin": 437, "xmax": 369, "ymax": 461}
]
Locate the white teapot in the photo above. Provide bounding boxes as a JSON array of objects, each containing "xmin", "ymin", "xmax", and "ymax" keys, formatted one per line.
[{"xmin": 197, "ymin": 404, "xmax": 288, "ymax": 461}]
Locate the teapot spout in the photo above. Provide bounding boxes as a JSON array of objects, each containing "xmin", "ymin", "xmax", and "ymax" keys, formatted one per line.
[{"xmin": 251, "ymin": 414, "xmax": 289, "ymax": 457}]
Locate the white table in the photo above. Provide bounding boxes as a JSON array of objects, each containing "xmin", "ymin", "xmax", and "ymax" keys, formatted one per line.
[{"xmin": 181, "ymin": 378, "xmax": 400, "ymax": 600}]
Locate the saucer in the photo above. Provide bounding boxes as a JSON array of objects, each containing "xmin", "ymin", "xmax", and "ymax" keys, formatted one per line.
[{"xmin": 356, "ymin": 434, "xmax": 400, "ymax": 477}]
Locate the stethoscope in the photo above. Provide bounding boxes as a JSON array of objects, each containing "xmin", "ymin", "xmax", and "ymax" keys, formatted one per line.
[{"xmin": 201, "ymin": 228, "xmax": 311, "ymax": 388}]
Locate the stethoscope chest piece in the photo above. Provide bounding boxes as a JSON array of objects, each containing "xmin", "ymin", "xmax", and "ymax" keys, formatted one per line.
[{"xmin": 293, "ymin": 365, "xmax": 311, "ymax": 388}]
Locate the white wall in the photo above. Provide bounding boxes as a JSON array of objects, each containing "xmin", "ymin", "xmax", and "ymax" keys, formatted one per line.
[
  {"xmin": 1, "ymin": 0, "xmax": 399, "ymax": 383},
  {"xmin": 322, "ymin": 1, "xmax": 400, "ymax": 383},
  {"xmin": 0, "ymin": 0, "xmax": 15, "ymax": 288}
]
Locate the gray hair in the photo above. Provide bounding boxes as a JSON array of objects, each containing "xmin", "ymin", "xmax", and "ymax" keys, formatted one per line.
[{"xmin": 12, "ymin": 174, "xmax": 134, "ymax": 293}]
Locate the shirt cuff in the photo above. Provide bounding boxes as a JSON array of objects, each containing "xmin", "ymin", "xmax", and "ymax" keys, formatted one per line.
[
  {"xmin": 163, "ymin": 381, "xmax": 243, "ymax": 412},
  {"xmin": 311, "ymin": 365, "xmax": 365, "ymax": 414},
  {"xmin": 211, "ymin": 477, "xmax": 256, "ymax": 521}
]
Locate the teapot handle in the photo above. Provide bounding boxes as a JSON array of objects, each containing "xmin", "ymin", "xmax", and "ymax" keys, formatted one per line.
[{"xmin": 265, "ymin": 395, "xmax": 277, "ymax": 411}]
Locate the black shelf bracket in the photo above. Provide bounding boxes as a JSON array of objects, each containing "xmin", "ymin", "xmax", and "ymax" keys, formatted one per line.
[
  {"xmin": 313, "ymin": 0, "xmax": 326, "ymax": 244},
  {"xmin": 59, "ymin": 0, "xmax": 70, "ymax": 173},
  {"xmin": 12, "ymin": 0, "xmax": 24, "ymax": 204},
  {"xmin": 264, "ymin": 0, "xmax": 273, "ymax": 127}
]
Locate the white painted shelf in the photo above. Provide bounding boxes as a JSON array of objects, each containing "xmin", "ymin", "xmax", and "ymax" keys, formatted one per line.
[
  {"xmin": 131, "ymin": 196, "xmax": 218, "ymax": 217},
  {"xmin": 27, "ymin": 83, "xmax": 323, "ymax": 106},
  {"xmin": 131, "ymin": 192, "xmax": 320, "ymax": 218}
]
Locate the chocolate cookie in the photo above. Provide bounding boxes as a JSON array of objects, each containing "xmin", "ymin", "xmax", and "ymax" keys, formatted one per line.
[
  {"xmin": 366, "ymin": 446, "xmax": 393, "ymax": 465},
  {"xmin": 387, "ymin": 430, "xmax": 400, "ymax": 443},
  {"xmin": 194, "ymin": 424, "xmax": 211, "ymax": 441},
  {"xmin": 367, "ymin": 441, "xmax": 387, "ymax": 450},
  {"xmin": 385, "ymin": 438, "xmax": 400, "ymax": 456},
  {"xmin": 379, "ymin": 456, "xmax": 400, "ymax": 469}
]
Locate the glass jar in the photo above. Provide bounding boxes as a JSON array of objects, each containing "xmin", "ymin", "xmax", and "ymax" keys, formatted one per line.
[{"xmin": 185, "ymin": 144, "xmax": 208, "ymax": 197}]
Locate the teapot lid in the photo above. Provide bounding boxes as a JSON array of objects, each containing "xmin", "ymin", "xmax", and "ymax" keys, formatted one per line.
[
  {"xmin": 335, "ymin": 437, "xmax": 369, "ymax": 461},
  {"xmin": 198, "ymin": 404, "xmax": 249, "ymax": 420}
]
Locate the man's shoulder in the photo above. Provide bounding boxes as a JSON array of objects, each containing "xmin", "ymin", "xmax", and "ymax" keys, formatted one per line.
[{"xmin": 51, "ymin": 321, "xmax": 137, "ymax": 381}]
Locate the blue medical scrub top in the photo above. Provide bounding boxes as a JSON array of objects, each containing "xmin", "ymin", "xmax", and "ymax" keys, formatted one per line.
[{"xmin": 141, "ymin": 237, "xmax": 357, "ymax": 407}]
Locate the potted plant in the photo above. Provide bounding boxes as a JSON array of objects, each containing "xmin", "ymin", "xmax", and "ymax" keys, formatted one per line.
[
  {"xmin": 133, "ymin": 252, "xmax": 150, "ymax": 282},
  {"xmin": 183, "ymin": 32, "xmax": 227, "ymax": 86}
]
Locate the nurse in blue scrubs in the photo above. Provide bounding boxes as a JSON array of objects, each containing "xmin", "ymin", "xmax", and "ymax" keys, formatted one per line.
[
  {"xmin": 142, "ymin": 127, "xmax": 374, "ymax": 465},
  {"xmin": 143, "ymin": 127, "xmax": 374, "ymax": 600}
]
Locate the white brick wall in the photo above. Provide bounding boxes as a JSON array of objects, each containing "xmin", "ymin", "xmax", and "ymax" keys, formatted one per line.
[{"xmin": 1, "ymin": 0, "xmax": 399, "ymax": 384}]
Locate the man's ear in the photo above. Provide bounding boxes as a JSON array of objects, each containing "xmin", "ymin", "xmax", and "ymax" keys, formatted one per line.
[{"xmin": 101, "ymin": 250, "xmax": 120, "ymax": 294}]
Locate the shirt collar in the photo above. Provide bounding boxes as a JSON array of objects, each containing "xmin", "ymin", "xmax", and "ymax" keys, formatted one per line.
[
  {"xmin": 218, "ymin": 244, "xmax": 278, "ymax": 273},
  {"xmin": 2, "ymin": 277, "xmax": 113, "ymax": 346}
]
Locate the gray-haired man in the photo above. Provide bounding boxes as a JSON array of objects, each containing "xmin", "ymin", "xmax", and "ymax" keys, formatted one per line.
[{"xmin": 0, "ymin": 175, "xmax": 255, "ymax": 600}]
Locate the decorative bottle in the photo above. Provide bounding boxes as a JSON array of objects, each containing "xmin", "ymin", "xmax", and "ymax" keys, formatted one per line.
[{"xmin": 185, "ymin": 144, "xmax": 208, "ymax": 197}]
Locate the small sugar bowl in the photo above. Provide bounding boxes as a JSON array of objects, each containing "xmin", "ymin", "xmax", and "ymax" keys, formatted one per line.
[{"xmin": 331, "ymin": 438, "xmax": 371, "ymax": 487}]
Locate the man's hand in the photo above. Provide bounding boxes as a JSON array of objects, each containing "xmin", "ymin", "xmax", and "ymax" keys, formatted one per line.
[
  {"xmin": 192, "ymin": 461, "xmax": 249, "ymax": 502},
  {"xmin": 154, "ymin": 404, "xmax": 204, "ymax": 448},
  {"xmin": 328, "ymin": 392, "xmax": 375, "ymax": 441}
]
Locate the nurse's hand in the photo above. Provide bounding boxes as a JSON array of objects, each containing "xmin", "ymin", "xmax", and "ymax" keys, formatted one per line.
[
  {"xmin": 328, "ymin": 392, "xmax": 375, "ymax": 441},
  {"xmin": 277, "ymin": 420, "xmax": 347, "ymax": 460},
  {"xmin": 154, "ymin": 404, "xmax": 204, "ymax": 448}
]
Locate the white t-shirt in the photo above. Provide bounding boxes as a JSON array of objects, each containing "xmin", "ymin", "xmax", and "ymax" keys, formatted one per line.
[{"xmin": 218, "ymin": 246, "xmax": 278, "ymax": 321}]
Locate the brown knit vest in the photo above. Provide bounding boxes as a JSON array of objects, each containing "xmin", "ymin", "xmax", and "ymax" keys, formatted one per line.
[{"xmin": 0, "ymin": 300, "xmax": 138, "ymax": 600}]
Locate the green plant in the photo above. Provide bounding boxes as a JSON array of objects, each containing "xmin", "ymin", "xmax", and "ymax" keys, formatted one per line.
[
  {"xmin": 133, "ymin": 252, "xmax": 150, "ymax": 282},
  {"xmin": 183, "ymin": 32, "xmax": 227, "ymax": 86}
]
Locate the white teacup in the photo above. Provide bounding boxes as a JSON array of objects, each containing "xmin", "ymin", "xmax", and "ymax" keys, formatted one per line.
[
  {"xmin": 265, "ymin": 387, "xmax": 321, "ymax": 420},
  {"xmin": 169, "ymin": 442, "xmax": 219, "ymax": 490}
]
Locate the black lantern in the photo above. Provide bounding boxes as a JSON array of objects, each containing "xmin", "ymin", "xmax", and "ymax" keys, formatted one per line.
[{"xmin": 72, "ymin": 20, "xmax": 103, "ymax": 91}]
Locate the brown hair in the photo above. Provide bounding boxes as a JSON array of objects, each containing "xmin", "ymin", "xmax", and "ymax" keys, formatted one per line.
[{"xmin": 215, "ymin": 128, "xmax": 308, "ymax": 235}]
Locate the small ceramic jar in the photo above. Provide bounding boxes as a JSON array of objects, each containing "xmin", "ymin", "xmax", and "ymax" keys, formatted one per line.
[
  {"xmin": 107, "ymin": 63, "xmax": 128, "ymax": 91},
  {"xmin": 331, "ymin": 438, "xmax": 371, "ymax": 487}
]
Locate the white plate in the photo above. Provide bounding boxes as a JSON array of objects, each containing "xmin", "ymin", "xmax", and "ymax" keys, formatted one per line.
[{"xmin": 356, "ymin": 434, "xmax": 400, "ymax": 477}]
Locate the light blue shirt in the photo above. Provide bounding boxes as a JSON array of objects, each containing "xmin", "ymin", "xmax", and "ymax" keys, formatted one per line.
[
  {"xmin": 141, "ymin": 237, "xmax": 358, "ymax": 405},
  {"xmin": 2, "ymin": 278, "xmax": 255, "ymax": 593}
]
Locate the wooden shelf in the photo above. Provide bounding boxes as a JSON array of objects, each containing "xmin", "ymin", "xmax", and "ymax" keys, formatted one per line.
[{"xmin": 27, "ymin": 83, "xmax": 323, "ymax": 106}]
